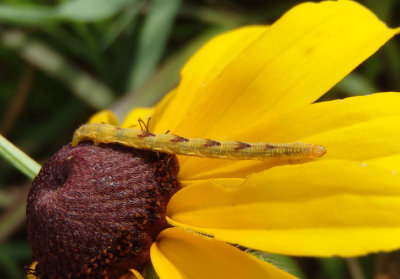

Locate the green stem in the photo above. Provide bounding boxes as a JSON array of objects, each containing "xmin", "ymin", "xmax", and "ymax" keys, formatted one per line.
[{"xmin": 0, "ymin": 135, "xmax": 41, "ymax": 180}]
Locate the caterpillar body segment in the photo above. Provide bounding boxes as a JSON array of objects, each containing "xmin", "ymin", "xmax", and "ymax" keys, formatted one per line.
[{"xmin": 72, "ymin": 123, "xmax": 326, "ymax": 160}]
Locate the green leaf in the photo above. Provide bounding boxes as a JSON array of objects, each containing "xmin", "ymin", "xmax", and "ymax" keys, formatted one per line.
[
  {"xmin": 0, "ymin": 4, "xmax": 55, "ymax": 25},
  {"xmin": 0, "ymin": 199, "xmax": 26, "ymax": 245},
  {"xmin": 2, "ymin": 30, "xmax": 115, "ymax": 109},
  {"xmin": 0, "ymin": 241, "xmax": 31, "ymax": 260},
  {"xmin": 384, "ymin": 42, "xmax": 400, "ymax": 88},
  {"xmin": 0, "ymin": 135, "xmax": 40, "ymax": 180},
  {"xmin": 336, "ymin": 73, "xmax": 378, "ymax": 96},
  {"xmin": 0, "ymin": 0, "xmax": 134, "ymax": 25},
  {"xmin": 101, "ymin": 1, "xmax": 144, "ymax": 49},
  {"xmin": 0, "ymin": 242, "xmax": 31, "ymax": 279},
  {"xmin": 319, "ymin": 257, "xmax": 346, "ymax": 279},
  {"xmin": 365, "ymin": 0, "xmax": 395, "ymax": 21},
  {"xmin": 127, "ymin": 0, "xmax": 181, "ymax": 90},
  {"xmin": 0, "ymin": 250, "xmax": 21, "ymax": 279},
  {"xmin": 56, "ymin": 0, "xmax": 132, "ymax": 22}
]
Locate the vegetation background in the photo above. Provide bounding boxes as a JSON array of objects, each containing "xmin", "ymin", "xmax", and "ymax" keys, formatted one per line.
[{"xmin": 0, "ymin": 0, "xmax": 399, "ymax": 278}]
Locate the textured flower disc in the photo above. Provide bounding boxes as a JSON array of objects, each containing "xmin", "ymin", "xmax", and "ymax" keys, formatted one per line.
[{"xmin": 26, "ymin": 142, "xmax": 180, "ymax": 279}]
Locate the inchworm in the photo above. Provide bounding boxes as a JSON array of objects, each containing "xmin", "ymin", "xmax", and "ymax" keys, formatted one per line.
[{"xmin": 72, "ymin": 123, "xmax": 326, "ymax": 160}]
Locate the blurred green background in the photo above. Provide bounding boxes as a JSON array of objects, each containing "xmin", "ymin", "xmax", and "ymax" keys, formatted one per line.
[{"xmin": 0, "ymin": 0, "xmax": 399, "ymax": 278}]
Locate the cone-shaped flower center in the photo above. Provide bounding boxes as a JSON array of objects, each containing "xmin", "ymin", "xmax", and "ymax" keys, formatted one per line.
[{"xmin": 27, "ymin": 142, "xmax": 180, "ymax": 279}]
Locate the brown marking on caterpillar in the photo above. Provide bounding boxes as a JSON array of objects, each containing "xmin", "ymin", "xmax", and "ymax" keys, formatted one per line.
[
  {"xmin": 137, "ymin": 131, "xmax": 155, "ymax": 138},
  {"xmin": 234, "ymin": 142, "xmax": 251, "ymax": 151},
  {"xmin": 170, "ymin": 135, "xmax": 189, "ymax": 143},
  {"xmin": 265, "ymin": 144, "xmax": 276, "ymax": 150},
  {"xmin": 203, "ymin": 140, "xmax": 221, "ymax": 147}
]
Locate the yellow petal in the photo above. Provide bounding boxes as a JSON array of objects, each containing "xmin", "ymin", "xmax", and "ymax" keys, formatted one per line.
[
  {"xmin": 153, "ymin": 0, "xmax": 396, "ymax": 142},
  {"xmin": 232, "ymin": 92, "xmax": 400, "ymax": 142},
  {"xmin": 121, "ymin": 107, "xmax": 153, "ymax": 128},
  {"xmin": 152, "ymin": 26, "xmax": 266, "ymax": 134},
  {"xmin": 150, "ymin": 228, "xmax": 296, "ymax": 279},
  {"xmin": 168, "ymin": 160, "xmax": 400, "ymax": 257},
  {"xmin": 178, "ymin": 93, "xmax": 400, "ymax": 180},
  {"xmin": 303, "ymin": 115, "xmax": 400, "ymax": 161},
  {"xmin": 149, "ymin": 89, "xmax": 177, "ymax": 132},
  {"xmin": 88, "ymin": 110, "xmax": 119, "ymax": 125},
  {"xmin": 120, "ymin": 269, "xmax": 144, "ymax": 279},
  {"xmin": 367, "ymin": 154, "xmax": 400, "ymax": 171},
  {"xmin": 26, "ymin": 261, "xmax": 144, "ymax": 279},
  {"xmin": 27, "ymin": 262, "xmax": 38, "ymax": 279}
]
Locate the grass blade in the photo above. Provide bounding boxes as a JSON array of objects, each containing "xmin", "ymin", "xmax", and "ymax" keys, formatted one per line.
[
  {"xmin": 57, "ymin": 0, "xmax": 131, "ymax": 22},
  {"xmin": 101, "ymin": 1, "xmax": 144, "ymax": 49},
  {"xmin": 0, "ymin": 0, "xmax": 133, "ymax": 25},
  {"xmin": 2, "ymin": 30, "xmax": 115, "ymax": 109},
  {"xmin": 0, "ymin": 4, "xmax": 54, "ymax": 25},
  {"xmin": 127, "ymin": 0, "xmax": 181, "ymax": 90},
  {"xmin": 113, "ymin": 26, "xmax": 232, "ymax": 117}
]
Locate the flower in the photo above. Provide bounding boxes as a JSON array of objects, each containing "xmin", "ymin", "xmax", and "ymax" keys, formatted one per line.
[{"xmin": 29, "ymin": 0, "xmax": 400, "ymax": 278}]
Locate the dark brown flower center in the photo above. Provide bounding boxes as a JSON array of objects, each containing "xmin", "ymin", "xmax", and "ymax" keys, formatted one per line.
[{"xmin": 26, "ymin": 142, "xmax": 180, "ymax": 279}]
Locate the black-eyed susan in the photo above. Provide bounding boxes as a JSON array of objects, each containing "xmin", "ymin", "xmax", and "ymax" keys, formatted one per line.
[{"xmin": 27, "ymin": 1, "xmax": 400, "ymax": 278}]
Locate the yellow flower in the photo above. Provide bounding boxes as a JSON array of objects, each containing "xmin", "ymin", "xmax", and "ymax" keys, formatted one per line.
[{"xmin": 30, "ymin": 0, "xmax": 400, "ymax": 278}]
